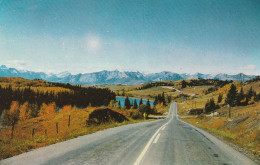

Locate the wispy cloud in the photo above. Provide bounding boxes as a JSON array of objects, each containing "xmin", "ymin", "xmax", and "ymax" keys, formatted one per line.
[
  {"xmin": 237, "ymin": 64, "xmax": 258, "ymax": 75},
  {"xmin": 239, "ymin": 64, "xmax": 256, "ymax": 70},
  {"xmin": 6, "ymin": 60, "xmax": 28, "ymax": 70}
]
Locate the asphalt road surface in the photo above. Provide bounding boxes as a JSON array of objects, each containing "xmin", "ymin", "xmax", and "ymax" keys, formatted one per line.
[{"xmin": 0, "ymin": 102, "xmax": 257, "ymax": 165}]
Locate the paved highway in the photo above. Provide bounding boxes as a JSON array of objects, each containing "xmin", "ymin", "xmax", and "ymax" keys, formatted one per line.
[{"xmin": 0, "ymin": 103, "xmax": 256, "ymax": 165}]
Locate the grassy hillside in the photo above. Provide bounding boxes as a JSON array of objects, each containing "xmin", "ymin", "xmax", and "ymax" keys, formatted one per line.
[
  {"xmin": 105, "ymin": 79, "xmax": 228, "ymax": 100},
  {"xmin": 176, "ymin": 79, "xmax": 260, "ymax": 159},
  {"xmin": 0, "ymin": 106, "xmax": 151, "ymax": 159},
  {"xmin": 0, "ymin": 77, "xmax": 71, "ymax": 94},
  {"xmin": 0, "ymin": 77, "xmax": 160, "ymax": 160}
]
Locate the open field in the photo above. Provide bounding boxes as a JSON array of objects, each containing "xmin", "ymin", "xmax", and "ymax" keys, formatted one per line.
[{"xmin": 0, "ymin": 106, "xmax": 155, "ymax": 160}]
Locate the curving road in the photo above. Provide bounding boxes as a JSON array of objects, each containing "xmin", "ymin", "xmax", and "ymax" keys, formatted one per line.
[{"xmin": 0, "ymin": 103, "xmax": 256, "ymax": 165}]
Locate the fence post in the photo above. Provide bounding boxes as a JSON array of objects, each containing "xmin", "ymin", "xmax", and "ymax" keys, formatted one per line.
[
  {"xmin": 68, "ymin": 115, "xmax": 71, "ymax": 127},
  {"xmin": 228, "ymin": 105, "xmax": 231, "ymax": 118},
  {"xmin": 32, "ymin": 128, "xmax": 35, "ymax": 139},
  {"xmin": 56, "ymin": 123, "xmax": 58, "ymax": 134}
]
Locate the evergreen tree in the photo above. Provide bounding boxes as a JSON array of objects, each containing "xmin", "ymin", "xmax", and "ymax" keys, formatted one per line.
[
  {"xmin": 146, "ymin": 99, "xmax": 152, "ymax": 114},
  {"xmin": 118, "ymin": 100, "xmax": 121, "ymax": 107},
  {"xmin": 205, "ymin": 98, "xmax": 216, "ymax": 114},
  {"xmin": 139, "ymin": 98, "xmax": 143, "ymax": 106},
  {"xmin": 209, "ymin": 98, "xmax": 216, "ymax": 111},
  {"xmin": 146, "ymin": 99, "xmax": 151, "ymax": 109},
  {"xmin": 236, "ymin": 87, "xmax": 246, "ymax": 106},
  {"xmin": 181, "ymin": 80, "xmax": 187, "ymax": 88},
  {"xmin": 133, "ymin": 99, "xmax": 138, "ymax": 109},
  {"xmin": 246, "ymin": 87, "xmax": 256, "ymax": 104},
  {"xmin": 217, "ymin": 94, "xmax": 223, "ymax": 103},
  {"xmin": 154, "ymin": 96, "xmax": 158, "ymax": 105},
  {"xmin": 225, "ymin": 84, "xmax": 237, "ymax": 107},
  {"xmin": 246, "ymin": 87, "xmax": 256, "ymax": 100},
  {"xmin": 162, "ymin": 92, "xmax": 166, "ymax": 105},
  {"xmin": 124, "ymin": 96, "xmax": 131, "ymax": 109}
]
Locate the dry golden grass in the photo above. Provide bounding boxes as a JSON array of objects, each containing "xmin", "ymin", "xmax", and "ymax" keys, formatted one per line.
[
  {"xmin": 243, "ymin": 81, "xmax": 260, "ymax": 94},
  {"xmin": 0, "ymin": 77, "xmax": 50, "ymax": 87},
  {"xmin": 178, "ymin": 80, "xmax": 260, "ymax": 157},
  {"xmin": 181, "ymin": 85, "xmax": 214, "ymax": 96},
  {"xmin": 183, "ymin": 115, "xmax": 260, "ymax": 157},
  {"xmin": 0, "ymin": 77, "xmax": 72, "ymax": 94},
  {"xmin": 127, "ymin": 86, "xmax": 173, "ymax": 99},
  {"xmin": 0, "ymin": 107, "xmax": 147, "ymax": 160},
  {"xmin": 100, "ymin": 84, "xmax": 140, "ymax": 92}
]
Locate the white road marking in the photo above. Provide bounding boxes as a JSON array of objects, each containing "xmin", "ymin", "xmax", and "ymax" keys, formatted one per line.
[
  {"xmin": 162, "ymin": 126, "xmax": 166, "ymax": 130},
  {"xmin": 153, "ymin": 133, "xmax": 161, "ymax": 143},
  {"xmin": 133, "ymin": 104, "xmax": 175, "ymax": 165}
]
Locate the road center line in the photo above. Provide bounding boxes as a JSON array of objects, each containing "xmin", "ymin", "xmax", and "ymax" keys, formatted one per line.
[
  {"xmin": 133, "ymin": 104, "xmax": 175, "ymax": 165},
  {"xmin": 133, "ymin": 123, "xmax": 166, "ymax": 165},
  {"xmin": 153, "ymin": 133, "xmax": 161, "ymax": 143},
  {"xmin": 162, "ymin": 126, "xmax": 166, "ymax": 130}
]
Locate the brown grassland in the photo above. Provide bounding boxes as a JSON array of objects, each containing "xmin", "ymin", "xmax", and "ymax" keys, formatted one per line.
[
  {"xmin": 177, "ymin": 80, "xmax": 260, "ymax": 159},
  {"xmin": 0, "ymin": 106, "xmax": 156, "ymax": 159}
]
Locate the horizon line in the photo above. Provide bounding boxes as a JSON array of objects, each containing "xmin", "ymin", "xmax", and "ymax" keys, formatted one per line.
[{"xmin": 1, "ymin": 64, "xmax": 259, "ymax": 76}]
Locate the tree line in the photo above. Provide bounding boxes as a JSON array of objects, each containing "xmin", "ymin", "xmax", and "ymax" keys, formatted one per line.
[
  {"xmin": 181, "ymin": 79, "xmax": 231, "ymax": 89},
  {"xmin": 138, "ymin": 82, "xmax": 175, "ymax": 90},
  {"xmin": 154, "ymin": 92, "xmax": 172, "ymax": 106},
  {"xmin": 204, "ymin": 84, "xmax": 259, "ymax": 114},
  {"xmin": 225, "ymin": 84, "xmax": 259, "ymax": 107},
  {"xmin": 122, "ymin": 96, "xmax": 153, "ymax": 118},
  {"xmin": 0, "ymin": 84, "xmax": 116, "ymax": 116}
]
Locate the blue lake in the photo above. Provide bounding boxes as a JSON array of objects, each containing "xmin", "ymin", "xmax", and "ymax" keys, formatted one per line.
[{"xmin": 116, "ymin": 96, "xmax": 154, "ymax": 108}]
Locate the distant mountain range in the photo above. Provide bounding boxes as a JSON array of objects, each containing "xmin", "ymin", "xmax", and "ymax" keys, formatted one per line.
[{"xmin": 0, "ymin": 65, "xmax": 257, "ymax": 85}]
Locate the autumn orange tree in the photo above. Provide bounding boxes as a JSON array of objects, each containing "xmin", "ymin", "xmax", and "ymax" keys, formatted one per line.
[
  {"xmin": 19, "ymin": 102, "xmax": 31, "ymax": 121},
  {"xmin": 2, "ymin": 101, "xmax": 20, "ymax": 138},
  {"xmin": 45, "ymin": 102, "xmax": 57, "ymax": 115},
  {"xmin": 39, "ymin": 103, "xmax": 47, "ymax": 116},
  {"xmin": 60, "ymin": 105, "xmax": 73, "ymax": 127}
]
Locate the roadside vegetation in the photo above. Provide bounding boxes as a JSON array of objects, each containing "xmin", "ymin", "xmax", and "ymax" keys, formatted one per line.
[
  {"xmin": 176, "ymin": 77, "xmax": 260, "ymax": 160},
  {"xmin": 2, "ymin": 77, "xmax": 259, "ymax": 161},
  {"xmin": 0, "ymin": 78, "xmax": 166, "ymax": 160},
  {"xmin": 0, "ymin": 105, "xmax": 156, "ymax": 159}
]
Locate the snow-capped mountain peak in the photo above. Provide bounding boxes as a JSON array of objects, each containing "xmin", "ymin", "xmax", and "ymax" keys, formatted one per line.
[{"xmin": 0, "ymin": 65, "xmax": 257, "ymax": 85}]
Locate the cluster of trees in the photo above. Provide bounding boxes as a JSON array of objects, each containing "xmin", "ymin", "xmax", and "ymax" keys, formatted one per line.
[
  {"xmin": 204, "ymin": 84, "xmax": 259, "ymax": 114},
  {"xmin": 182, "ymin": 79, "xmax": 232, "ymax": 89},
  {"xmin": 138, "ymin": 82, "xmax": 175, "ymax": 90},
  {"xmin": 1, "ymin": 101, "xmax": 77, "ymax": 138},
  {"xmin": 139, "ymin": 103, "xmax": 152, "ymax": 118},
  {"xmin": 121, "ymin": 96, "xmax": 152, "ymax": 118},
  {"xmin": 204, "ymin": 98, "xmax": 219, "ymax": 114},
  {"xmin": 181, "ymin": 80, "xmax": 187, "ymax": 88},
  {"xmin": 154, "ymin": 92, "xmax": 166, "ymax": 105},
  {"xmin": 204, "ymin": 87, "xmax": 219, "ymax": 95},
  {"xmin": 116, "ymin": 89, "xmax": 126, "ymax": 96},
  {"xmin": 123, "ymin": 97, "xmax": 151, "ymax": 110},
  {"xmin": 246, "ymin": 76, "xmax": 260, "ymax": 83},
  {"xmin": 123, "ymin": 96, "xmax": 132, "ymax": 109},
  {"xmin": 0, "ymin": 84, "xmax": 116, "ymax": 116},
  {"xmin": 225, "ymin": 84, "xmax": 258, "ymax": 107}
]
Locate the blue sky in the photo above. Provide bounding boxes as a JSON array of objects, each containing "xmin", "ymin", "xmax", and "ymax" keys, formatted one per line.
[{"xmin": 0, "ymin": 0, "xmax": 259, "ymax": 75}]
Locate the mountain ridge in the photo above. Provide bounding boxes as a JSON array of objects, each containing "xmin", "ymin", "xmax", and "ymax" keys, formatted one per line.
[{"xmin": 0, "ymin": 65, "xmax": 257, "ymax": 85}]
